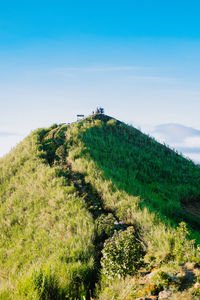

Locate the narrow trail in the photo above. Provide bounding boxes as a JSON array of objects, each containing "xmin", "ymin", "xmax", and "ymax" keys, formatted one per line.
[
  {"xmin": 44, "ymin": 122, "xmax": 145, "ymax": 298},
  {"xmin": 65, "ymin": 161, "xmax": 119, "ymax": 220},
  {"xmin": 49, "ymin": 126, "xmax": 137, "ymax": 297},
  {"xmin": 63, "ymin": 159, "xmax": 128, "ymax": 247}
]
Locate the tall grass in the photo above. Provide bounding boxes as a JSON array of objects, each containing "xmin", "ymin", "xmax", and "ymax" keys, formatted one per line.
[
  {"xmin": 0, "ymin": 129, "xmax": 95, "ymax": 298},
  {"xmin": 1, "ymin": 114, "xmax": 200, "ymax": 299},
  {"xmin": 65, "ymin": 115, "xmax": 200, "ymax": 297},
  {"xmin": 66, "ymin": 116, "xmax": 200, "ymax": 263}
]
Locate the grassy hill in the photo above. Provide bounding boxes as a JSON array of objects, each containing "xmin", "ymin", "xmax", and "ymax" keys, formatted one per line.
[{"xmin": 1, "ymin": 114, "xmax": 200, "ymax": 299}]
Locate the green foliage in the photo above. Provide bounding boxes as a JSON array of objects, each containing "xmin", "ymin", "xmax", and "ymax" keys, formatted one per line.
[
  {"xmin": 97, "ymin": 276, "xmax": 138, "ymax": 300},
  {"xmin": 107, "ymin": 118, "xmax": 117, "ymax": 126},
  {"xmin": 80, "ymin": 119, "xmax": 200, "ymax": 229},
  {"xmin": 65, "ymin": 114, "xmax": 200, "ymax": 297},
  {"xmin": 66, "ymin": 116, "xmax": 200, "ymax": 262},
  {"xmin": 173, "ymin": 222, "xmax": 196, "ymax": 262},
  {"xmin": 101, "ymin": 227, "xmax": 143, "ymax": 279},
  {"xmin": 95, "ymin": 213, "xmax": 116, "ymax": 240},
  {"xmin": 192, "ymin": 281, "xmax": 200, "ymax": 297},
  {"xmin": 0, "ymin": 129, "xmax": 95, "ymax": 298},
  {"xmin": 16, "ymin": 267, "xmax": 61, "ymax": 300},
  {"xmin": 150, "ymin": 270, "xmax": 171, "ymax": 289},
  {"xmin": 1, "ymin": 114, "xmax": 200, "ymax": 299},
  {"xmin": 55, "ymin": 145, "xmax": 66, "ymax": 162}
]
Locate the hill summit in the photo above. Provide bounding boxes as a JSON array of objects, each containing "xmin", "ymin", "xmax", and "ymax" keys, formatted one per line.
[{"xmin": 1, "ymin": 114, "xmax": 200, "ymax": 299}]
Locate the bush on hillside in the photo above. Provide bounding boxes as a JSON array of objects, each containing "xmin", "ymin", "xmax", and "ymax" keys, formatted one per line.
[
  {"xmin": 101, "ymin": 226, "xmax": 143, "ymax": 279},
  {"xmin": 55, "ymin": 145, "xmax": 66, "ymax": 161},
  {"xmin": 95, "ymin": 213, "xmax": 116, "ymax": 241},
  {"xmin": 173, "ymin": 222, "xmax": 196, "ymax": 262}
]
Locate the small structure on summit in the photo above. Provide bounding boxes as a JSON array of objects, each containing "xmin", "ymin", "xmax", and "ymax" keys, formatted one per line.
[
  {"xmin": 77, "ymin": 114, "xmax": 84, "ymax": 121},
  {"xmin": 76, "ymin": 108, "xmax": 104, "ymax": 121}
]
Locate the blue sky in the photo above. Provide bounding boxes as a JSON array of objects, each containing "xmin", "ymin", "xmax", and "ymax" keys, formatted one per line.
[{"xmin": 1, "ymin": 0, "xmax": 200, "ymax": 161}]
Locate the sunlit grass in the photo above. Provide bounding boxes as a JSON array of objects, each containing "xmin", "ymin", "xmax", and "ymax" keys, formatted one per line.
[{"xmin": 1, "ymin": 114, "xmax": 200, "ymax": 299}]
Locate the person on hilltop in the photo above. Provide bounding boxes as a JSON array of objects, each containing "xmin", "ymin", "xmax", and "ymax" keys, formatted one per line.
[
  {"xmin": 94, "ymin": 107, "xmax": 104, "ymax": 114},
  {"xmin": 100, "ymin": 107, "xmax": 104, "ymax": 114}
]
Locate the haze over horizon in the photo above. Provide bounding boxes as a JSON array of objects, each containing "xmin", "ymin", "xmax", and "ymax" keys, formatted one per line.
[{"xmin": 1, "ymin": 0, "xmax": 200, "ymax": 161}]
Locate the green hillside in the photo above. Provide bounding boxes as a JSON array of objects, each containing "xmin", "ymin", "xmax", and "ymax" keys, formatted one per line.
[{"xmin": 1, "ymin": 114, "xmax": 200, "ymax": 299}]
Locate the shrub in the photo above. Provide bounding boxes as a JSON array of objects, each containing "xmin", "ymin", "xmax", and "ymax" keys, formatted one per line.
[
  {"xmin": 150, "ymin": 270, "xmax": 171, "ymax": 290},
  {"xmin": 55, "ymin": 145, "xmax": 66, "ymax": 161},
  {"xmin": 95, "ymin": 213, "xmax": 116, "ymax": 241},
  {"xmin": 173, "ymin": 222, "xmax": 196, "ymax": 262},
  {"xmin": 107, "ymin": 119, "xmax": 117, "ymax": 126},
  {"xmin": 101, "ymin": 226, "xmax": 143, "ymax": 279}
]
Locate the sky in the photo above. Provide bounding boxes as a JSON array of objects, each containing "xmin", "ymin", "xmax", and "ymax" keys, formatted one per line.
[{"xmin": 1, "ymin": 0, "xmax": 200, "ymax": 162}]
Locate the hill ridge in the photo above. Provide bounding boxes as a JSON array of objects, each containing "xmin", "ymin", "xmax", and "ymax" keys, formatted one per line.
[{"xmin": 0, "ymin": 115, "xmax": 200, "ymax": 299}]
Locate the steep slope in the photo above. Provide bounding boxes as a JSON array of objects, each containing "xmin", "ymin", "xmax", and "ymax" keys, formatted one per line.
[
  {"xmin": 76, "ymin": 114, "xmax": 200, "ymax": 230},
  {"xmin": 0, "ymin": 127, "xmax": 96, "ymax": 299},
  {"xmin": 1, "ymin": 115, "xmax": 200, "ymax": 299},
  {"xmin": 65, "ymin": 115, "xmax": 200, "ymax": 298}
]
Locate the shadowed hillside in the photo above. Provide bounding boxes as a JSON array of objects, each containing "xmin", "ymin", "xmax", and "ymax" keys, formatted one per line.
[
  {"xmin": 80, "ymin": 114, "xmax": 200, "ymax": 229},
  {"xmin": 1, "ymin": 114, "xmax": 200, "ymax": 299}
]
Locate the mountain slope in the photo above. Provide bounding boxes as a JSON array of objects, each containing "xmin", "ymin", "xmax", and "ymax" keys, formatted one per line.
[
  {"xmin": 0, "ymin": 127, "xmax": 96, "ymax": 299},
  {"xmin": 1, "ymin": 115, "xmax": 200, "ymax": 299},
  {"xmin": 77, "ymin": 115, "xmax": 200, "ymax": 229}
]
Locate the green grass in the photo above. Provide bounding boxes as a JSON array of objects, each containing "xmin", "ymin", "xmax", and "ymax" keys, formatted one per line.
[
  {"xmin": 65, "ymin": 115, "xmax": 200, "ymax": 297},
  {"xmin": 0, "ymin": 128, "xmax": 96, "ymax": 299},
  {"xmin": 80, "ymin": 116, "xmax": 200, "ymax": 229},
  {"xmin": 1, "ymin": 114, "xmax": 200, "ymax": 299}
]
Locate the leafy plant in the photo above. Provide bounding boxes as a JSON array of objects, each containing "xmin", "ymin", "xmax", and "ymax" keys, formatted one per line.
[
  {"xmin": 173, "ymin": 222, "xmax": 196, "ymax": 262},
  {"xmin": 95, "ymin": 213, "xmax": 116, "ymax": 241},
  {"xmin": 1, "ymin": 113, "xmax": 200, "ymax": 299},
  {"xmin": 101, "ymin": 226, "xmax": 143, "ymax": 279},
  {"xmin": 150, "ymin": 270, "xmax": 171, "ymax": 289}
]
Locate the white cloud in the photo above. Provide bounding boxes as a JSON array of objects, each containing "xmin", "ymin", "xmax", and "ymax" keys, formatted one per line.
[
  {"xmin": 183, "ymin": 153, "xmax": 200, "ymax": 164},
  {"xmin": 184, "ymin": 136, "xmax": 200, "ymax": 148},
  {"xmin": 153, "ymin": 124, "xmax": 200, "ymax": 143},
  {"xmin": 0, "ymin": 133, "xmax": 24, "ymax": 158},
  {"xmin": 151, "ymin": 123, "xmax": 200, "ymax": 163}
]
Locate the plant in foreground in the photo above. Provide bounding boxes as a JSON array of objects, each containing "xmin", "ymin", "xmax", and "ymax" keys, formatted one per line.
[{"xmin": 101, "ymin": 226, "xmax": 143, "ymax": 279}]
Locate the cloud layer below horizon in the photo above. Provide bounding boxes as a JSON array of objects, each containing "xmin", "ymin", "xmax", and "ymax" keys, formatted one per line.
[
  {"xmin": 0, "ymin": 132, "xmax": 25, "ymax": 158},
  {"xmin": 152, "ymin": 123, "xmax": 200, "ymax": 163}
]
